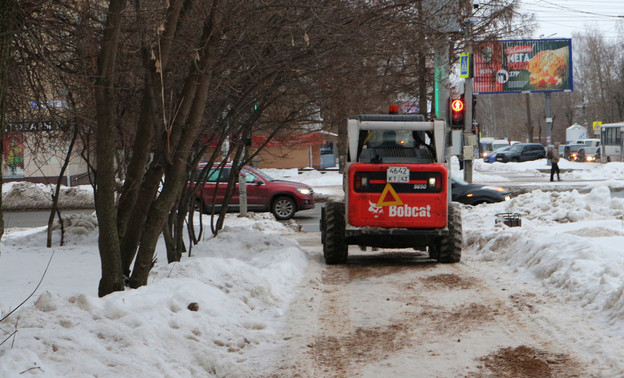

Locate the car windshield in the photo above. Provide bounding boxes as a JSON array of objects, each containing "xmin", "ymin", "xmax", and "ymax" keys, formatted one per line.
[
  {"xmin": 510, "ymin": 144, "xmax": 524, "ymax": 152},
  {"xmin": 493, "ymin": 146, "xmax": 509, "ymax": 153}
]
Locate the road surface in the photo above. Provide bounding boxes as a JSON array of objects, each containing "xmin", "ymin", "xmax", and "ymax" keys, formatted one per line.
[
  {"xmin": 3, "ymin": 209, "xmax": 94, "ymax": 229},
  {"xmin": 293, "ymin": 205, "xmax": 321, "ymax": 232},
  {"xmin": 261, "ymin": 231, "xmax": 595, "ymax": 377}
]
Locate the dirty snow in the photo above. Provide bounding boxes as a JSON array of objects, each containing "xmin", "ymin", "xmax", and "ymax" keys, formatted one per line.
[{"xmin": 1, "ymin": 158, "xmax": 624, "ymax": 376}]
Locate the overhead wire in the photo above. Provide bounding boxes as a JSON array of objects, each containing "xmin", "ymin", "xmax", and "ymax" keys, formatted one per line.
[{"xmin": 515, "ymin": 0, "xmax": 623, "ymax": 39}]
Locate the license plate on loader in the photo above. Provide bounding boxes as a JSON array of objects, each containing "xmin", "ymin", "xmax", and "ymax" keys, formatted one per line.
[{"xmin": 387, "ymin": 166, "xmax": 409, "ymax": 183}]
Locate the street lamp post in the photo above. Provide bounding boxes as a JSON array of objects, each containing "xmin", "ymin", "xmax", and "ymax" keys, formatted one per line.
[{"xmin": 463, "ymin": 1, "xmax": 475, "ymax": 183}]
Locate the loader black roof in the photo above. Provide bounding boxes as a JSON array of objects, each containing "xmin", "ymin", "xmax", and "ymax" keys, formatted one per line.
[{"xmin": 357, "ymin": 114, "xmax": 426, "ymax": 122}]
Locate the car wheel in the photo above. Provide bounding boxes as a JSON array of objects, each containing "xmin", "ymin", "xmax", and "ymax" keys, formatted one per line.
[
  {"xmin": 193, "ymin": 199, "xmax": 205, "ymax": 214},
  {"xmin": 436, "ymin": 203, "xmax": 462, "ymax": 263},
  {"xmin": 511, "ymin": 157, "xmax": 519, "ymax": 162},
  {"xmin": 322, "ymin": 201, "xmax": 348, "ymax": 264},
  {"xmin": 272, "ymin": 196, "xmax": 296, "ymax": 220}
]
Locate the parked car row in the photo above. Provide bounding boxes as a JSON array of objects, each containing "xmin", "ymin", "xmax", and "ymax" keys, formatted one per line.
[
  {"xmin": 479, "ymin": 138, "xmax": 515, "ymax": 158},
  {"xmin": 488, "ymin": 143, "xmax": 546, "ymax": 163},
  {"xmin": 482, "ymin": 140, "xmax": 603, "ymax": 164},
  {"xmin": 559, "ymin": 144, "xmax": 585, "ymax": 160},
  {"xmin": 575, "ymin": 146, "xmax": 600, "ymax": 162},
  {"xmin": 192, "ymin": 163, "xmax": 513, "ymax": 219},
  {"xmin": 556, "ymin": 143, "xmax": 601, "ymax": 162},
  {"xmin": 483, "ymin": 146, "xmax": 511, "ymax": 163},
  {"xmin": 193, "ymin": 164, "xmax": 315, "ymax": 220}
]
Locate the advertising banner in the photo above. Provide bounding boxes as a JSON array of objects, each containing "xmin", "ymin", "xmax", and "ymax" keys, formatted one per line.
[
  {"xmin": 4, "ymin": 132, "xmax": 25, "ymax": 178},
  {"xmin": 473, "ymin": 39, "xmax": 573, "ymax": 94}
]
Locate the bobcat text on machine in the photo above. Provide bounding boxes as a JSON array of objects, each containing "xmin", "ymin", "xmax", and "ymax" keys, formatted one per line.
[{"xmin": 320, "ymin": 106, "xmax": 462, "ymax": 264}]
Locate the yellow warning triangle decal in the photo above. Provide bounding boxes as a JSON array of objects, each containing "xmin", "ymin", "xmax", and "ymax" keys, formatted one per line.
[{"xmin": 376, "ymin": 183, "xmax": 403, "ymax": 207}]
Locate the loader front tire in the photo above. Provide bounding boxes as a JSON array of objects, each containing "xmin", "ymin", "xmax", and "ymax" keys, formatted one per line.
[
  {"xmin": 436, "ymin": 202, "xmax": 462, "ymax": 263},
  {"xmin": 322, "ymin": 201, "xmax": 348, "ymax": 264}
]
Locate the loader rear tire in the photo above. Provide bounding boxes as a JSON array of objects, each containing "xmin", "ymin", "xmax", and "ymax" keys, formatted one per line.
[
  {"xmin": 436, "ymin": 202, "xmax": 462, "ymax": 263},
  {"xmin": 322, "ymin": 201, "xmax": 348, "ymax": 264}
]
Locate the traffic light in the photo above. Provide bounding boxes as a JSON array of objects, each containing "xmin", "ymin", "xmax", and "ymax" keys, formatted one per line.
[{"xmin": 450, "ymin": 95, "xmax": 465, "ymax": 129}]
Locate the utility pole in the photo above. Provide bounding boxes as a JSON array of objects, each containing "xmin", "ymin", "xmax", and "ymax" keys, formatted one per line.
[
  {"xmin": 428, "ymin": 0, "xmax": 462, "ymax": 197},
  {"xmin": 463, "ymin": 0, "xmax": 476, "ymax": 183},
  {"xmin": 545, "ymin": 92, "xmax": 553, "ymax": 165},
  {"xmin": 434, "ymin": 39, "xmax": 451, "ymax": 206}
]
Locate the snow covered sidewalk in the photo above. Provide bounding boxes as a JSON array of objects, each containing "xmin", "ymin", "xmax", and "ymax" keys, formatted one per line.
[{"xmin": 2, "ymin": 162, "xmax": 624, "ymax": 375}]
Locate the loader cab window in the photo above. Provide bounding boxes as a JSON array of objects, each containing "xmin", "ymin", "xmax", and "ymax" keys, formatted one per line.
[
  {"xmin": 366, "ymin": 130, "xmax": 417, "ymax": 148},
  {"xmin": 357, "ymin": 129, "xmax": 434, "ymax": 164}
]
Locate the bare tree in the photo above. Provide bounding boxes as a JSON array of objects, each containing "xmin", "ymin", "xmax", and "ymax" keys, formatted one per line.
[
  {"xmin": 574, "ymin": 29, "xmax": 624, "ymax": 125},
  {"xmin": 0, "ymin": 0, "xmax": 18, "ymax": 253},
  {"xmin": 3, "ymin": 0, "xmax": 528, "ymax": 296},
  {"xmin": 86, "ymin": 0, "xmax": 532, "ymax": 295}
]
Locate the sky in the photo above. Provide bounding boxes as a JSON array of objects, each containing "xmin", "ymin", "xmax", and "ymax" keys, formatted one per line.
[
  {"xmin": 2, "ymin": 160, "xmax": 624, "ymax": 376},
  {"xmin": 519, "ymin": 0, "xmax": 624, "ymax": 40}
]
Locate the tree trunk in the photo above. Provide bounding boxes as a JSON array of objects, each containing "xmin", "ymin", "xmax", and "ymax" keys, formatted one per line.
[
  {"xmin": 47, "ymin": 125, "xmax": 78, "ymax": 247},
  {"xmin": 119, "ymin": 164, "xmax": 163, "ymax": 277},
  {"xmin": 94, "ymin": 0, "xmax": 128, "ymax": 297},
  {"xmin": 116, "ymin": 0, "xmax": 186, "ymax": 243},
  {"xmin": 128, "ymin": 85, "xmax": 211, "ymax": 287},
  {"xmin": 128, "ymin": 2, "xmax": 224, "ymax": 288},
  {"xmin": 171, "ymin": 190, "xmax": 188, "ymax": 262},
  {"xmin": 0, "ymin": 0, "xmax": 17, "ymax": 255}
]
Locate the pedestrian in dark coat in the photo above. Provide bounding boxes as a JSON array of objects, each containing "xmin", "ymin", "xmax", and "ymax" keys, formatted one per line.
[{"xmin": 550, "ymin": 143, "xmax": 561, "ymax": 181}]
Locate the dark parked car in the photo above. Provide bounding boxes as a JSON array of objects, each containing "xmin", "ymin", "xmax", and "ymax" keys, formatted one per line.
[
  {"xmin": 495, "ymin": 143, "xmax": 546, "ymax": 163},
  {"xmin": 484, "ymin": 146, "xmax": 511, "ymax": 163},
  {"xmin": 576, "ymin": 147, "xmax": 601, "ymax": 162},
  {"xmin": 194, "ymin": 164, "xmax": 314, "ymax": 220},
  {"xmin": 451, "ymin": 177, "xmax": 511, "ymax": 205},
  {"xmin": 560, "ymin": 144, "xmax": 586, "ymax": 161}
]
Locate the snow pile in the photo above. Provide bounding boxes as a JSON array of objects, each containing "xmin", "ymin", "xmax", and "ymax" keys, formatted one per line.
[
  {"xmin": 0, "ymin": 214, "xmax": 308, "ymax": 377},
  {"xmin": 3, "ymin": 163, "xmax": 624, "ymax": 375},
  {"xmin": 464, "ymin": 186, "xmax": 624, "ymax": 330},
  {"xmin": 2, "ymin": 212, "xmax": 98, "ymax": 248},
  {"xmin": 2, "ymin": 182, "xmax": 94, "ymax": 210},
  {"xmin": 473, "ymin": 159, "xmax": 542, "ymax": 178},
  {"xmin": 501, "ymin": 186, "xmax": 624, "ymax": 223},
  {"xmin": 566, "ymin": 161, "xmax": 624, "ymax": 184}
]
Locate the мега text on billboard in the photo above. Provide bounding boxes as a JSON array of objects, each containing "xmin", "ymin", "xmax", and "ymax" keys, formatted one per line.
[{"xmin": 473, "ymin": 39, "xmax": 573, "ymax": 94}]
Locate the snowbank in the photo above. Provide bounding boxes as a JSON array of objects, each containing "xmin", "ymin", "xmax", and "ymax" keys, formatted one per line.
[
  {"xmin": 3, "ymin": 162, "xmax": 624, "ymax": 375},
  {"xmin": 0, "ymin": 213, "xmax": 309, "ymax": 377},
  {"xmin": 2, "ymin": 182, "xmax": 94, "ymax": 210},
  {"xmin": 464, "ymin": 186, "xmax": 624, "ymax": 329}
]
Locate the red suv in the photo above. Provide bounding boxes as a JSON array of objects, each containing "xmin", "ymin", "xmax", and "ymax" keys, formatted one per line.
[{"xmin": 194, "ymin": 164, "xmax": 314, "ymax": 220}]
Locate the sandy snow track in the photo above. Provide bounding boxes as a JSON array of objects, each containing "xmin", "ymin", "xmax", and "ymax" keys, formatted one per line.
[{"xmin": 263, "ymin": 231, "xmax": 594, "ymax": 377}]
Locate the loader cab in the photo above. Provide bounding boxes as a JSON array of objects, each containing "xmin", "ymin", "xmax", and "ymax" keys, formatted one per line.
[
  {"xmin": 357, "ymin": 127, "xmax": 436, "ymax": 164},
  {"xmin": 321, "ymin": 111, "xmax": 461, "ymax": 265}
]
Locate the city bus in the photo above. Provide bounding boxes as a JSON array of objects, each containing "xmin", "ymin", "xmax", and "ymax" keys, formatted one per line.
[{"xmin": 599, "ymin": 122, "xmax": 624, "ymax": 162}]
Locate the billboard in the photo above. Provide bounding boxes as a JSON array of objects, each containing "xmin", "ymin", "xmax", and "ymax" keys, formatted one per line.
[
  {"xmin": 4, "ymin": 132, "xmax": 25, "ymax": 178},
  {"xmin": 473, "ymin": 39, "xmax": 573, "ymax": 94}
]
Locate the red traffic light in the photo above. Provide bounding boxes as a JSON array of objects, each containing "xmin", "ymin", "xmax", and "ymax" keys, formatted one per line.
[
  {"xmin": 451, "ymin": 99, "xmax": 464, "ymax": 112},
  {"xmin": 450, "ymin": 96, "xmax": 465, "ymax": 128}
]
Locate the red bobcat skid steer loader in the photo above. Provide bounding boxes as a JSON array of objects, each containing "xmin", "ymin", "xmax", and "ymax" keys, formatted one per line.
[{"xmin": 320, "ymin": 112, "xmax": 462, "ymax": 264}]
